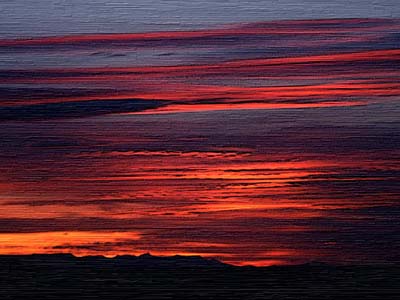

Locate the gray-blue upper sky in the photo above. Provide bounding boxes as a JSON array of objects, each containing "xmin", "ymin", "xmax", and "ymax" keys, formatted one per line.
[{"xmin": 1, "ymin": 0, "xmax": 399, "ymax": 38}]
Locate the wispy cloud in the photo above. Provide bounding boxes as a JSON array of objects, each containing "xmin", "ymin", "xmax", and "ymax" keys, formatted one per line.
[{"xmin": 0, "ymin": 18, "xmax": 399, "ymax": 265}]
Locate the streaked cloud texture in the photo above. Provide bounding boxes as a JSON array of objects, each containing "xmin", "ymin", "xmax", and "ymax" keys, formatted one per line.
[{"xmin": 0, "ymin": 18, "xmax": 399, "ymax": 266}]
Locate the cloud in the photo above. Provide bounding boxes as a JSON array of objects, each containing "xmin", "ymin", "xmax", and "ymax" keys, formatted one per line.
[
  {"xmin": 0, "ymin": 18, "xmax": 397, "ymax": 51},
  {"xmin": 0, "ymin": 18, "xmax": 399, "ymax": 265},
  {"xmin": 0, "ymin": 99, "xmax": 166, "ymax": 121}
]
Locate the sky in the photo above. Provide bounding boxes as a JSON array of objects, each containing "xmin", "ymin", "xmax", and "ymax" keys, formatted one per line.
[
  {"xmin": 1, "ymin": 0, "xmax": 400, "ymax": 37},
  {"xmin": 0, "ymin": 1, "xmax": 399, "ymax": 266}
]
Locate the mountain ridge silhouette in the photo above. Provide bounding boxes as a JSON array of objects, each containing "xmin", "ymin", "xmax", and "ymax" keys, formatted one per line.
[{"xmin": 1, "ymin": 253, "xmax": 399, "ymax": 299}]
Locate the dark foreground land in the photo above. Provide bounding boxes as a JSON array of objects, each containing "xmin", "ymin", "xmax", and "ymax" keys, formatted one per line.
[{"xmin": 1, "ymin": 254, "xmax": 399, "ymax": 299}]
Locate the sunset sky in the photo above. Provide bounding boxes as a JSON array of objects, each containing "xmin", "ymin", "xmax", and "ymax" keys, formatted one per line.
[{"xmin": 0, "ymin": 1, "xmax": 399, "ymax": 266}]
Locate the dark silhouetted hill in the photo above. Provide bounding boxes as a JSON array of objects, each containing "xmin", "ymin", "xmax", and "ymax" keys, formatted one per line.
[{"xmin": 1, "ymin": 254, "xmax": 399, "ymax": 299}]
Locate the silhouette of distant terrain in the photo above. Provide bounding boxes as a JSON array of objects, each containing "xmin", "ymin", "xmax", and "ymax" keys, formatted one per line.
[{"xmin": 1, "ymin": 254, "xmax": 399, "ymax": 299}]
